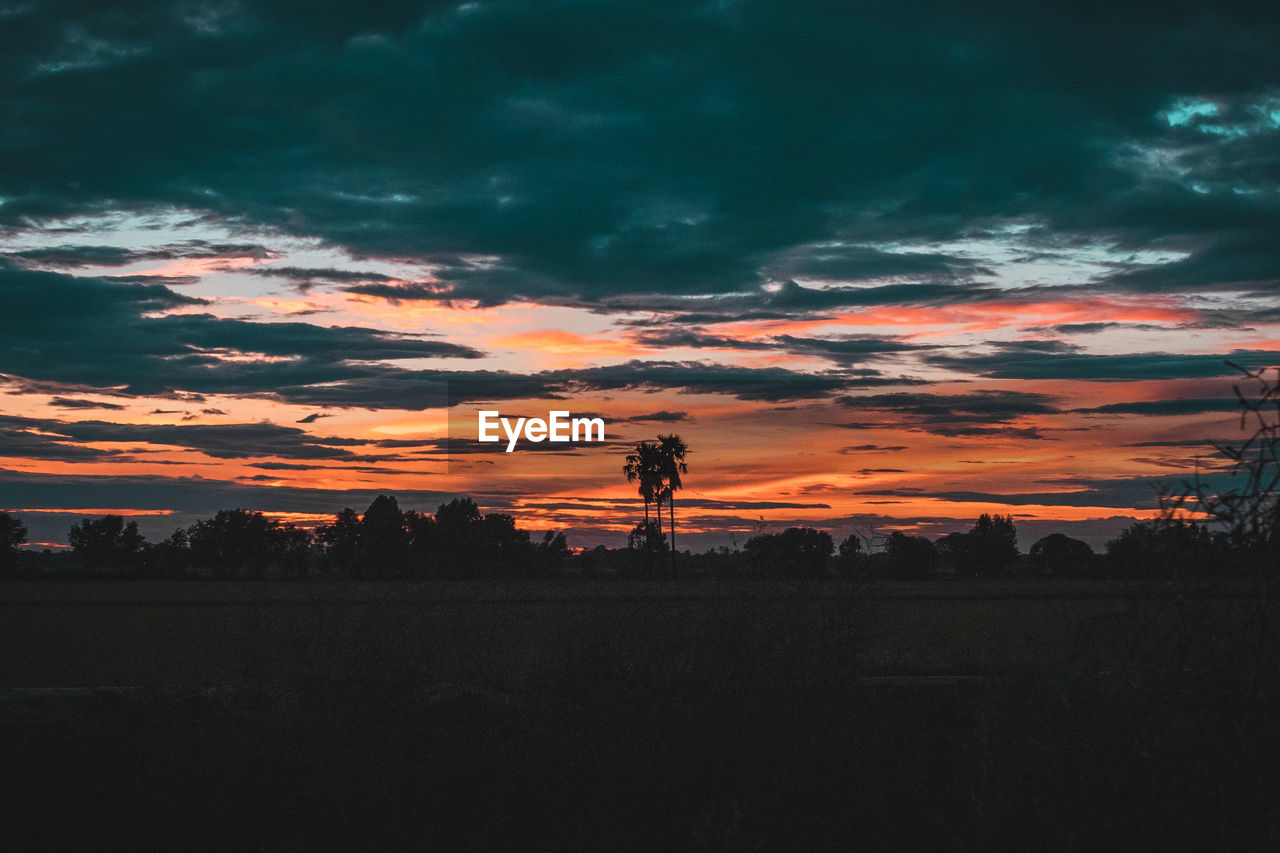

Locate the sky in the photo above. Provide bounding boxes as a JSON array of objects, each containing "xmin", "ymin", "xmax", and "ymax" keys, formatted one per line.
[{"xmin": 3, "ymin": 0, "xmax": 1280, "ymax": 551}]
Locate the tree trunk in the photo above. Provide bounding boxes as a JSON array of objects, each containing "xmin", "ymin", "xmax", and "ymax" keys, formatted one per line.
[
  {"xmin": 642, "ymin": 498, "xmax": 651, "ymax": 578},
  {"xmin": 669, "ymin": 494, "xmax": 677, "ymax": 580}
]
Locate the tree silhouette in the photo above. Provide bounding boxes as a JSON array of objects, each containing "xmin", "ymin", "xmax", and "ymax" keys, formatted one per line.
[
  {"xmin": 0, "ymin": 512, "xmax": 27, "ymax": 575},
  {"xmin": 969, "ymin": 513, "xmax": 1019, "ymax": 576},
  {"xmin": 656, "ymin": 433, "xmax": 689, "ymax": 578},
  {"xmin": 836, "ymin": 532, "xmax": 867, "ymax": 577},
  {"xmin": 317, "ymin": 508, "xmax": 362, "ymax": 574},
  {"xmin": 627, "ymin": 519, "xmax": 667, "ymax": 576},
  {"xmin": 1029, "ymin": 533, "xmax": 1096, "ymax": 577},
  {"xmin": 936, "ymin": 514, "xmax": 1019, "ymax": 576},
  {"xmin": 360, "ymin": 494, "xmax": 410, "ymax": 575},
  {"xmin": 884, "ymin": 531, "xmax": 936, "ymax": 578},
  {"xmin": 624, "ymin": 441, "xmax": 664, "ymax": 575},
  {"xmin": 68, "ymin": 515, "xmax": 146, "ymax": 573},
  {"xmin": 743, "ymin": 527, "xmax": 833, "ymax": 578},
  {"xmin": 433, "ymin": 497, "xmax": 482, "ymax": 578},
  {"xmin": 1104, "ymin": 518, "xmax": 1218, "ymax": 579},
  {"xmin": 186, "ymin": 509, "xmax": 302, "ymax": 578},
  {"xmin": 1174, "ymin": 363, "xmax": 1280, "ymax": 572}
]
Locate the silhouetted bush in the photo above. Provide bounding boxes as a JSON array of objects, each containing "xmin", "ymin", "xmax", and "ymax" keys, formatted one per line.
[
  {"xmin": 883, "ymin": 531, "xmax": 937, "ymax": 578},
  {"xmin": 68, "ymin": 515, "xmax": 147, "ymax": 573},
  {"xmin": 187, "ymin": 509, "xmax": 312, "ymax": 578},
  {"xmin": 743, "ymin": 527, "xmax": 833, "ymax": 578},
  {"xmin": 0, "ymin": 512, "xmax": 26, "ymax": 575},
  {"xmin": 1104, "ymin": 519, "xmax": 1224, "ymax": 579},
  {"xmin": 314, "ymin": 496, "xmax": 563, "ymax": 579},
  {"xmin": 316, "ymin": 507, "xmax": 361, "ymax": 574},
  {"xmin": 625, "ymin": 519, "xmax": 667, "ymax": 577},
  {"xmin": 1030, "ymin": 533, "xmax": 1098, "ymax": 577},
  {"xmin": 529, "ymin": 530, "xmax": 570, "ymax": 577},
  {"xmin": 835, "ymin": 533, "xmax": 868, "ymax": 578},
  {"xmin": 359, "ymin": 494, "xmax": 410, "ymax": 575}
]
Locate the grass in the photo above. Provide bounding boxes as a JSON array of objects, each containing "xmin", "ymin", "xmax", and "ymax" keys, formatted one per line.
[
  {"xmin": 2, "ymin": 577, "xmax": 1279, "ymax": 849},
  {"xmin": 0, "ymin": 578, "xmax": 1146, "ymax": 687}
]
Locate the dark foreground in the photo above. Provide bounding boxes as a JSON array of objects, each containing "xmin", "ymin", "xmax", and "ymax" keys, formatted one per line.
[{"xmin": 2, "ymin": 579, "xmax": 1279, "ymax": 850}]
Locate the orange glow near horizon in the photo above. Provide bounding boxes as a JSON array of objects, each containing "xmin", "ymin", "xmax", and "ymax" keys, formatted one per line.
[
  {"xmin": 714, "ymin": 297, "xmax": 1201, "ymax": 339},
  {"xmin": 3, "ymin": 224, "xmax": 1263, "ymax": 550},
  {"xmin": 5, "ymin": 508, "xmax": 177, "ymax": 516}
]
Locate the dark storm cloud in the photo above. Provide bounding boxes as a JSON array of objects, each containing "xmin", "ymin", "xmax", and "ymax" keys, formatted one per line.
[
  {"xmin": 449, "ymin": 361, "xmax": 923, "ymax": 405},
  {"xmin": 3, "ymin": 262, "xmax": 928, "ymax": 408},
  {"xmin": 49, "ymin": 396, "xmax": 126, "ymax": 410},
  {"xmin": 0, "ymin": 425, "xmax": 125, "ymax": 461},
  {"xmin": 605, "ymin": 280, "xmax": 1001, "ymax": 326},
  {"xmin": 6, "ymin": 245, "xmax": 154, "ymax": 267},
  {"xmin": 619, "ymin": 411, "xmax": 687, "ymax": 423},
  {"xmin": 0, "ymin": 263, "xmax": 484, "ymax": 396},
  {"xmin": 5, "ymin": 240, "xmax": 277, "ymax": 269},
  {"xmin": 763, "ymin": 281, "xmax": 995, "ymax": 311},
  {"xmin": 1074, "ymin": 398, "xmax": 1241, "ymax": 416},
  {"xmin": 631, "ymin": 330, "xmax": 775, "ymax": 352},
  {"xmin": 1124, "ymin": 439, "xmax": 1217, "ymax": 448},
  {"xmin": 762, "ymin": 245, "xmax": 988, "ymax": 283},
  {"xmin": 3, "ymin": 1, "xmax": 1277, "ymax": 304},
  {"xmin": 1102, "ymin": 233, "xmax": 1280, "ymax": 295},
  {"xmin": 926, "ymin": 348, "xmax": 1279, "ymax": 381},
  {"xmin": 774, "ymin": 334, "xmax": 934, "ymax": 364},
  {"xmin": 0, "ymin": 412, "xmax": 387, "ymax": 460},
  {"xmin": 862, "ymin": 477, "xmax": 1171, "ymax": 509},
  {"xmin": 1048, "ymin": 322, "xmax": 1173, "ymax": 335},
  {"xmin": 0, "ymin": 467, "xmax": 506, "ymax": 519},
  {"xmin": 836, "ymin": 390, "xmax": 1063, "ymax": 437},
  {"xmin": 632, "ymin": 328, "xmax": 932, "ymax": 364},
  {"xmin": 991, "ymin": 339, "xmax": 1081, "ymax": 355},
  {"xmin": 248, "ymin": 266, "xmax": 397, "ymax": 284}
]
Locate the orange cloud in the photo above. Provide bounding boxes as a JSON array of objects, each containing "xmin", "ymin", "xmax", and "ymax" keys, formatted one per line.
[
  {"xmin": 717, "ymin": 297, "xmax": 1201, "ymax": 339},
  {"xmin": 5, "ymin": 508, "xmax": 176, "ymax": 516}
]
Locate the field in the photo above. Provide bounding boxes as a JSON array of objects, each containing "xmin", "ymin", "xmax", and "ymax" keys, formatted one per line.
[
  {"xmin": 3, "ymin": 578, "xmax": 1278, "ymax": 850},
  {"xmin": 0, "ymin": 577, "xmax": 1179, "ymax": 687}
]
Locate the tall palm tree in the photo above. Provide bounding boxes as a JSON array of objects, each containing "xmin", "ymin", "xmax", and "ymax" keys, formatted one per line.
[
  {"xmin": 624, "ymin": 441, "xmax": 664, "ymax": 574},
  {"xmin": 656, "ymin": 433, "xmax": 689, "ymax": 578}
]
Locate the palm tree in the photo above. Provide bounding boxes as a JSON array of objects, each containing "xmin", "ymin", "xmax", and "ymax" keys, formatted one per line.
[
  {"xmin": 624, "ymin": 441, "xmax": 664, "ymax": 575},
  {"xmin": 656, "ymin": 433, "xmax": 689, "ymax": 578}
]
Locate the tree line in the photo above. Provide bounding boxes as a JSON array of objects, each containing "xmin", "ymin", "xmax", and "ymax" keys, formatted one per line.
[
  {"xmin": 0, "ymin": 504, "xmax": 1265, "ymax": 581},
  {"xmin": 0, "ymin": 497, "xmax": 567, "ymax": 579}
]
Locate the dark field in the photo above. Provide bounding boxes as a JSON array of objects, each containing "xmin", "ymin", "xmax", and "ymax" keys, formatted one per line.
[
  {"xmin": 3, "ymin": 579, "xmax": 1279, "ymax": 850},
  {"xmin": 0, "ymin": 578, "xmax": 1145, "ymax": 686}
]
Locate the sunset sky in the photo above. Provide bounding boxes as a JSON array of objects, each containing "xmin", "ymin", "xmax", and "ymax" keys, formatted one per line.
[{"xmin": 3, "ymin": 1, "xmax": 1279, "ymax": 550}]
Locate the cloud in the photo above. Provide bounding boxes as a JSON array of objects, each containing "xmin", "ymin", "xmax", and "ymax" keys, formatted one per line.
[
  {"xmin": 249, "ymin": 266, "xmax": 397, "ymax": 284},
  {"xmin": 0, "ymin": 413, "xmax": 386, "ymax": 461},
  {"xmin": 631, "ymin": 328, "xmax": 933, "ymax": 364},
  {"xmin": 836, "ymin": 389, "xmax": 1063, "ymax": 437},
  {"xmin": 0, "ymin": 425, "xmax": 125, "ymax": 461},
  {"xmin": 5, "ymin": 240, "xmax": 277, "ymax": 269},
  {"xmin": 0, "ymin": 466, "xmax": 500, "ymax": 520},
  {"xmin": 925, "ymin": 348, "xmax": 1279, "ymax": 381},
  {"xmin": 49, "ymin": 396, "xmax": 126, "ymax": 410},
  {"xmin": 619, "ymin": 411, "xmax": 688, "ymax": 423},
  {"xmin": 3, "ymin": 1, "xmax": 1276, "ymax": 306},
  {"xmin": 1074, "ymin": 398, "xmax": 1241, "ymax": 416},
  {"xmin": 0, "ymin": 263, "xmax": 484, "ymax": 398},
  {"xmin": 1, "ymin": 0, "xmax": 1278, "ymax": 547},
  {"xmin": 862, "ymin": 476, "xmax": 1173, "ymax": 509}
]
